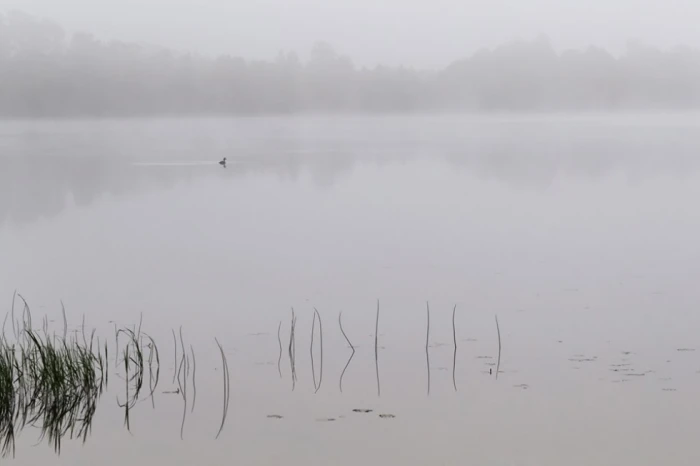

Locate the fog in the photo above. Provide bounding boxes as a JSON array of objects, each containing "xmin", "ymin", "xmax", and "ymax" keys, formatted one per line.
[
  {"xmin": 3, "ymin": 115, "xmax": 700, "ymax": 228},
  {"xmin": 4, "ymin": 4, "xmax": 700, "ymax": 464},
  {"xmin": 2, "ymin": 9, "xmax": 700, "ymax": 116},
  {"xmin": 4, "ymin": 0, "xmax": 700, "ymax": 68}
]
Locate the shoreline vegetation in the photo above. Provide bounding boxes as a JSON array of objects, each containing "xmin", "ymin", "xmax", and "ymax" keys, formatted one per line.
[
  {"xmin": 1, "ymin": 294, "xmax": 477, "ymax": 458},
  {"xmin": 2, "ymin": 11, "xmax": 700, "ymax": 117},
  {"xmin": 0, "ymin": 293, "xmax": 208, "ymax": 458}
]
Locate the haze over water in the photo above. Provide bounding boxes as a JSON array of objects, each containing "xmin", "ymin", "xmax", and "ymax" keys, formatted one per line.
[{"xmin": 2, "ymin": 114, "xmax": 700, "ymax": 465}]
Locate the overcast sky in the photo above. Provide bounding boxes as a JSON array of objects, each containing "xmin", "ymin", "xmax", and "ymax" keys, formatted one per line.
[{"xmin": 4, "ymin": 0, "xmax": 700, "ymax": 68}]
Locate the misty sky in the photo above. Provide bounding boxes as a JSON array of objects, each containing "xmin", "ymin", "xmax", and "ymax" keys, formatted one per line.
[{"xmin": 5, "ymin": 0, "xmax": 700, "ymax": 67}]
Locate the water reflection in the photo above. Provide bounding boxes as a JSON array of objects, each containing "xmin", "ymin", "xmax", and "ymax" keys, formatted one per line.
[
  {"xmin": 3, "ymin": 115, "xmax": 700, "ymax": 465},
  {"xmin": 338, "ymin": 311, "xmax": 356, "ymax": 393},
  {"xmin": 2, "ymin": 115, "xmax": 700, "ymax": 228},
  {"xmin": 0, "ymin": 148, "xmax": 364, "ymax": 228}
]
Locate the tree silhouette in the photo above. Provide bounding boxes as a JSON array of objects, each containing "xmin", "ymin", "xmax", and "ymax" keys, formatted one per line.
[{"xmin": 1, "ymin": 11, "xmax": 700, "ymax": 116}]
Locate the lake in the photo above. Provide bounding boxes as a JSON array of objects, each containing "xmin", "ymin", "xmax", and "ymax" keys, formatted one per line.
[{"xmin": 1, "ymin": 114, "xmax": 700, "ymax": 465}]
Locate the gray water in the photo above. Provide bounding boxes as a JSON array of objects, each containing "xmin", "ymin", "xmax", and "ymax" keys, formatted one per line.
[{"xmin": 2, "ymin": 114, "xmax": 700, "ymax": 465}]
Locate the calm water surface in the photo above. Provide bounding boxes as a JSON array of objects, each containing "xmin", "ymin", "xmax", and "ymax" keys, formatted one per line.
[{"xmin": 1, "ymin": 114, "xmax": 700, "ymax": 465}]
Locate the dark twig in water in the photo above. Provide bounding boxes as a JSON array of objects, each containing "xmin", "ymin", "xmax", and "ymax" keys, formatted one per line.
[
  {"xmin": 114, "ymin": 322, "xmax": 119, "ymax": 365},
  {"xmin": 426, "ymin": 302, "xmax": 431, "ymax": 396},
  {"xmin": 17, "ymin": 294, "xmax": 32, "ymax": 338},
  {"xmin": 190, "ymin": 345, "xmax": 196, "ymax": 413},
  {"xmin": 11, "ymin": 290, "xmax": 17, "ymax": 340},
  {"xmin": 495, "ymin": 315, "xmax": 502, "ymax": 380},
  {"xmin": 452, "ymin": 304, "xmax": 457, "ymax": 391},
  {"xmin": 171, "ymin": 329, "xmax": 177, "ymax": 384},
  {"xmin": 292, "ymin": 314, "xmax": 297, "ymax": 382},
  {"xmin": 81, "ymin": 313, "xmax": 86, "ymax": 349},
  {"xmin": 144, "ymin": 334, "xmax": 160, "ymax": 409},
  {"xmin": 277, "ymin": 321, "xmax": 283, "ymax": 378},
  {"xmin": 116, "ymin": 328, "xmax": 145, "ymax": 433},
  {"xmin": 288, "ymin": 309, "xmax": 297, "ymax": 390},
  {"xmin": 105, "ymin": 340, "xmax": 109, "ymax": 386},
  {"xmin": 314, "ymin": 308, "xmax": 323, "ymax": 394},
  {"xmin": 178, "ymin": 327, "xmax": 187, "ymax": 440},
  {"xmin": 146, "ymin": 339, "xmax": 155, "ymax": 409},
  {"xmin": 310, "ymin": 310, "xmax": 317, "ymax": 391},
  {"xmin": 61, "ymin": 301, "xmax": 67, "ymax": 341},
  {"xmin": 136, "ymin": 312, "xmax": 143, "ymax": 341},
  {"xmin": 338, "ymin": 311, "xmax": 355, "ymax": 393},
  {"xmin": 214, "ymin": 338, "xmax": 230, "ymax": 439},
  {"xmin": 176, "ymin": 352, "xmax": 186, "ymax": 438},
  {"xmin": 375, "ymin": 300, "xmax": 380, "ymax": 397}
]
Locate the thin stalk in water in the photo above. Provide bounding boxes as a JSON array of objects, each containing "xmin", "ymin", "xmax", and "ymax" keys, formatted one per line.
[
  {"xmin": 178, "ymin": 327, "xmax": 187, "ymax": 440},
  {"xmin": 144, "ymin": 334, "xmax": 160, "ymax": 409},
  {"xmin": 288, "ymin": 309, "xmax": 297, "ymax": 390},
  {"xmin": 425, "ymin": 302, "xmax": 430, "ymax": 396},
  {"xmin": 17, "ymin": 294, "xmax": 32, "ymax": 339},
  {"xmin": 276, "ymin": 321, "xmax": 282, "ymax": 378},
  {"xmin": 495, "ymin": 315, "xmax": 502, "ymax": 380},
  {"xmin": 114, "ymin": 323, "xmax": 119, "ymax": 365},
  {"xmin": 136, "ymin": 312, "xmax": 143, "ymax": 341},
  {"xmin": 375, "ymin": 300, "xmax": 380, "ymax": 397},
  {"xmin": 338, "ymin": 311, "xmax": 355, "ymax": 393},
  {"xmin": 452, "ymin": 304, "xmax": 457, "ymax": 391},
  {"xmin": 11, "ymin": 290, "xmax": 16, "ymax": 340},
  {"xmin": 310, "ymin": 311, "xmax": 317, "ymax": 391},
  {"xmin": 171, "ymin": 329, "xmax": 177, "ymax": 384},
  {"xmin": 61, "ymin": 301, "xmax": 67, "ymax": 341},
  {"xmin": 190, "ymin": 345, "xmax": 196, "ymax": 413},
  {"xmin": 81, "ymin": 314, "xmax": 86, "ymax": 349},
  {"xmin": 214, "ymin": 338, "xmax": 230, "ymax": 439},
  {"xmin": 116, "ymin": 328, "xmax": 144, "ymax": 432},
  {"xmin": 313, "ymin": 308, "xmax": 323, "ymax": 394}
]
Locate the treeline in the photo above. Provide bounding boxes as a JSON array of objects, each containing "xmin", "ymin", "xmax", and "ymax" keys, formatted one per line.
[{"xmin": 1, "ymin": 11, "xmax": 700, "ymax": 116}]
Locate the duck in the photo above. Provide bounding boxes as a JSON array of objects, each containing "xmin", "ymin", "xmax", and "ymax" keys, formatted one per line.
[{"xmin": 219, "ymin": 157, "xmax": 227, "ymax": 167}]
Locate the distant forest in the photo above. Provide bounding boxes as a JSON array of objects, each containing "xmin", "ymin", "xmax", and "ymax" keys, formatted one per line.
[{"xmin": 2, "ymin": 10, "xmax": 700, "ymax": 116}]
